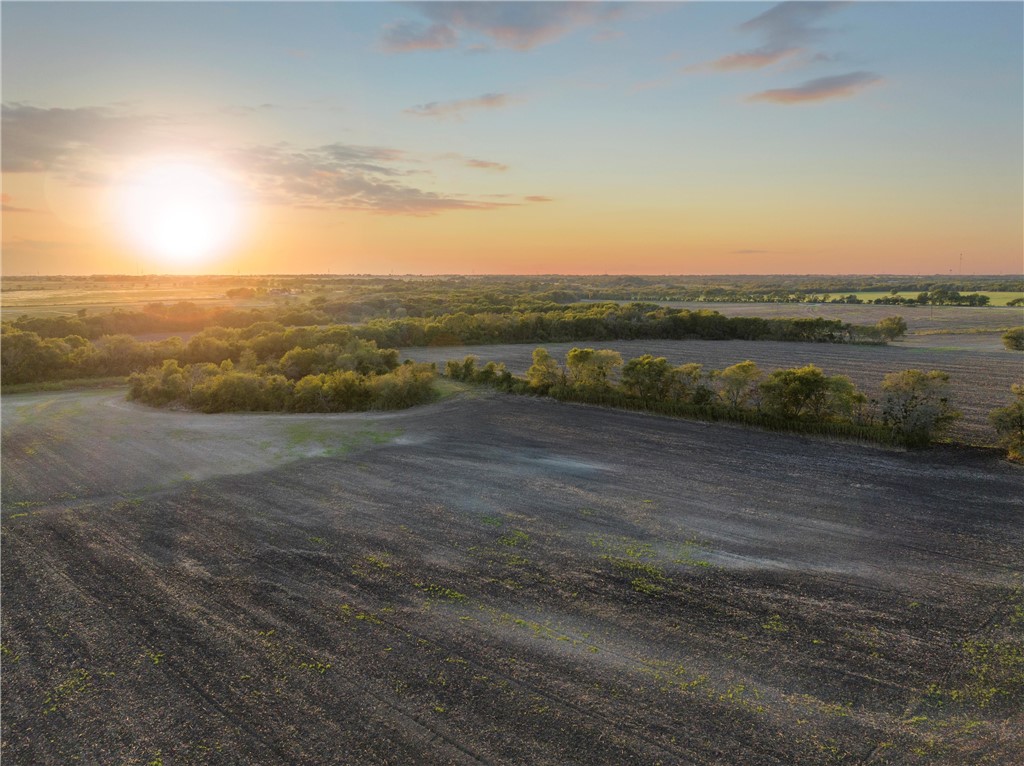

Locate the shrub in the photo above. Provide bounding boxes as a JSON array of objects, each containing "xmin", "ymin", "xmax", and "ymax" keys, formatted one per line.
[
  {"xmin": 880, "ymin": 369, "xmax": 960, "ymax": 447},
  {"xmin": 1002, "ymin": 328, "xmax": 1024, "ymax": 351},
  {"xmin": 989, "ymin": 384, "xmax": 1024, "ymax": 461}
]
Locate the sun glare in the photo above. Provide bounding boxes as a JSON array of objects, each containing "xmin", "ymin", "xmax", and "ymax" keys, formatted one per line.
[{"xmin": 114, "ymin": 159, "xmax": 242, "ymax": 265}]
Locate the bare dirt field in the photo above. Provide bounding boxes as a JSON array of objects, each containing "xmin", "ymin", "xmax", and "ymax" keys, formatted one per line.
[
  {"xmin": 2, "ymin": 389, "xmax": 1022, "ymax": 765},
  {"xmin": 402, "ymin": 340, "xmax": 1022, "ymax": 446}
]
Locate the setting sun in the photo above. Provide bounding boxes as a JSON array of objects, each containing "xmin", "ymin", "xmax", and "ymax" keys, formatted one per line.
[{"xmin": 113, "ymin": 159, "xmax": 242, "ymax": 265}]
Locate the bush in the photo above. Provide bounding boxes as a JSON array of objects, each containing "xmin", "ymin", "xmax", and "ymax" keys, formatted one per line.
[
  {"xmin": 880, "ymin": 369, "xmax": 960, "ymax": 447},
  {"xmin": 989, "ymin": 384, "xmax": 1024, "ymax": 461},
  {"xmin": 1002, "ymin": 328, "xmax": 1024, "ymax": 351}
]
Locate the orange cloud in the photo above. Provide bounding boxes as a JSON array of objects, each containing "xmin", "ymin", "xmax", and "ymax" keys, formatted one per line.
[
  {"xmin": 747, "ymin": 72, "xmax": 881, "ymax": 104},
  {"xmin": 465, "ymin": 158, "xmax": 508, "ymax": 172},
  {"xmin": 697, "ymin": 46, "xmax": 800, "ymax": 72}
]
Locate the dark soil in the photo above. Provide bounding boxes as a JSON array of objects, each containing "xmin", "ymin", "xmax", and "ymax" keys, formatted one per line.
[{"xmin": 2, "ymin": 390, "xmax": 1022, "ymax": 765}]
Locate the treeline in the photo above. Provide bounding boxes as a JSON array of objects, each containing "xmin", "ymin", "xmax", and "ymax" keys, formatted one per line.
[
  {"xmin": 352, "ymin": 305, "xmax": 901, "ymax": 348},
  {"xmin": 832, "ymin": 286, "xmax": 995, "ymax": 307},
  {"xmin": 9, "ymin": 275, "xmax": 1016, "ymax": 344},
  {"xmin": 129, "ymin": 359, "xmax": 436, "ymax": 413},
  {"xmin": 2, "ymin": 323, "xmax": 398, "ymax": 385},
  {"xmin": 574, "ymin": 276, "xmax": 1023, "ymax": 301},
  {"xmin": 1, "ymin": 307, "xmax": 906, "ymax": 386},
  {"xmin": 125, "ymin": 331, "xmax": 435, "ymax": 413},
  {"xmin": 444, "ymin": 348, "xmax": 961, "ymax": 448}
]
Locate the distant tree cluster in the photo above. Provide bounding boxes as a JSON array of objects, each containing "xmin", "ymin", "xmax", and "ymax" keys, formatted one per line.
[
  {"xmin": 445, "ymin": 349, "xmax": 961, "ymax": 448},
  {"xmin": 835, "ymin": 286, "xmax": 992, "ymax": 307}
]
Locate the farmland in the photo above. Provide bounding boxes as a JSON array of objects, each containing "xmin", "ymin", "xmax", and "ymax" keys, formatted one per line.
[
  {"xmin": 403, "ymin": 339, "xmax": 1022, "ymax": 445},
  {"xmin": 0, "ymin": 278, "xmax": 274, "ymax": 320},
  {"xmin": 2, "ymin": 387, "xmax": 1022, "ymax": 765},
  {"xmin": 2, "ymin": 276, "xmax": 1022, "ymax": 765}
]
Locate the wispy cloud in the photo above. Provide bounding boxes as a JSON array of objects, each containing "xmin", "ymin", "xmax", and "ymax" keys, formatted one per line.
[
  {"xmin": 465, "ymin": 158, "xmax": 509, "ymax": 172},
  {"xmin": 404, "ymin": 93, "xmax": 514, "ymax": 120},
  {"xmin": 691, "ymin": 1, "xmax": 846, "ymax": 73},
  {"xmin": 740, "ymin": 2, "xmax": 846, "ymax": 50},
  {"xmin": 747, "ymin": 71, "xmax": 881, "ymax": 104},
  {"xmin": 1, "ymin": 193, "xmax": 32, "ymax": 213},
  {"xmin": 524, "ymin": 195, "xmax": 554, "ymax": 203},
  {"xmin": 381, "ymin": 2, "xmax": 626, "ymax": 53},
  {"xmin": 231, "ymin": 143, "xmax": 516, "ymax": 215},
  {"xmin": 1, "ymin": 103, "xmax": 171, "ymax": 177},
  {"xmin": 697, "ymin": 47, "xmax": 800, "ymax": 72},
  {"xmin": 438, "ymin": 153, "xmax": 510, "ymax": 172}
]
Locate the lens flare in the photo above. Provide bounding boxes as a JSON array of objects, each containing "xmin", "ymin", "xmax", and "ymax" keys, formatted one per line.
[{"xmin": 114, "ymin": 159, "xmax": 242, "ymax": 265}]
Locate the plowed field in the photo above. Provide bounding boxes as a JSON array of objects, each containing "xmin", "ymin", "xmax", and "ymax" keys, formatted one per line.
[{"xmin": 2, "ymin": 390, "xmax": 1022, "ymax": 765}]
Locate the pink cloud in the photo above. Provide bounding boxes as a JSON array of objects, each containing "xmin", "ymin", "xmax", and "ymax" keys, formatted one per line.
[{"xmin": 747, "ymin": 71, "xmax": 882, "ymax": 104}]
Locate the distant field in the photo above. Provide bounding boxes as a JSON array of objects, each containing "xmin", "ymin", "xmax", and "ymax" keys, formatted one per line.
[
  {"xmin": 403, "ymin": 339, "xmax": 1023, "ymax": 445},
  {"xmin": 2, "ymin": 389, "xmax": 1021, "ymax": 765},
  {"xmin": 0, "ymin": 283, "xmax": 279, "ymax": 319}
]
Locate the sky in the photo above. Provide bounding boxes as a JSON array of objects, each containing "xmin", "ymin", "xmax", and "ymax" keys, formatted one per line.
[{"xmin": 2, "ymin": 1, "xmax": 1022, "ymax": 275}]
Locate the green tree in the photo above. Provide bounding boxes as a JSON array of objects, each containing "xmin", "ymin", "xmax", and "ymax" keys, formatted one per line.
[
  {"xmin": 881, "ymin": 369, "xmax": 960, "ymax": 447},
  {"xmin": 758, "ymin": 365, "xmax": 867, "ymax": 420},
  {"xmin": 712, "ymin": 360, "xmax": 763, "ymax": 408},
  {"xmin": 667, "ymin": 362, "xmax": 709, "ymax": 404},
  {"xmin": 565, "ymin": 348, "xmax": 622, "ymax": 388},
  {"xmin": 989, "ymin": 384, "xmax": 1024, "ymax": 461},
  {"xmin": 876, "ymin": 316, "xmax": 908, "ymax": 341},
  {"xmin": 621, "ymin": 354, "xmax": 672, "ymax": 405},
  {"xmin": 526, "ymin": 348, "xmax": 562, "ymax": 390}
]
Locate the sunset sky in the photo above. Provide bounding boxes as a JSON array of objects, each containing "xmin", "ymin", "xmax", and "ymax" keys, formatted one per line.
[{"xmin": 2, "ymin": 1, "xmax": 1021, "ymax": 275}]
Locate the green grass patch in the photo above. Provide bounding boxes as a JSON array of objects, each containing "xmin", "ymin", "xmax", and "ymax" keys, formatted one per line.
[
  {"xmin": 2, "ymin": 376, "xmax": 126, "ymax": 395},
  {"xmin": 498, "ymin": 529, "xmax": 529, "ymax": 547},
  {"xmin": 415, "ymin": 583, "xmax": 467, "ymax": 601},
  {"xmin": 431, "ymin": 378, "xmax": 471, "ymax": 399},
  {"xmin": 285, "ymin": 423, "xmax": 400, "ymax": 457},
  {"xmin": 42, "ymin": 668, "xmax": 91, "ymax": 715}
]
